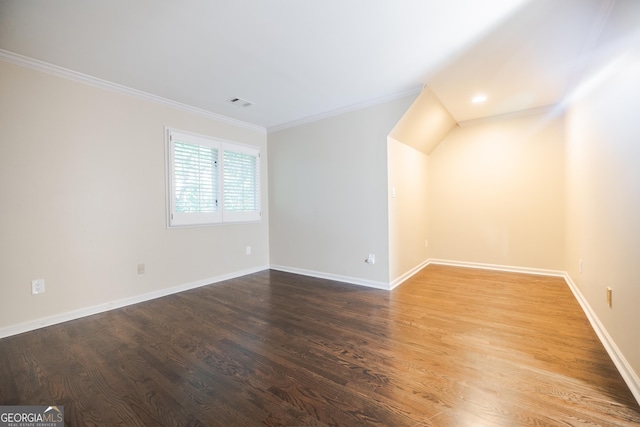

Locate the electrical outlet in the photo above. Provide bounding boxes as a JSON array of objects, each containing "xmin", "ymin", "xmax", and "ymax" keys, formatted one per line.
[
  {"xmin": 579, "ymin": 259, "xmax": 583, "ymax": 274},
  {"xmin": 246, "ymin": 246, "xmax": 251, "ymax": 255},
  {"xmin": 425, "ymin": 240, "xmax": 429, "ymax": 248},
  {"xmin": 366, "ymin": 254, "xmax": 376, "ymax": 264},
  {"xmin": 606, "ymin": 287, "xmax": 612, "ymax": 307},
  {"xmin": 137, "ymin": 263, "xmax": 145, "ymax": 275},
  {"xmin": 31, "ymin": 279, "xmax": 45, "ymax": 295}
]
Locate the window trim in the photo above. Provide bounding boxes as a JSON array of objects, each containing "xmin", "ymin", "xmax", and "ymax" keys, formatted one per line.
[{"xmin": 165, "ymin": 127, "xmax": 261, "ymax": 228}]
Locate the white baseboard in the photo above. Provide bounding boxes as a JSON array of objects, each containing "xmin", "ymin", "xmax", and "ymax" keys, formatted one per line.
[
  {"xmin": 269, "ymin": 264, "xmax": 391, "ymax": 290},
  {"xmin": 3, "ymin": 259, "xmax": 638, "ymax": 406},
  {"xmin": 426, "ymin": 259, "xmax": 639, "ymax": 405},
  {"xmin": 390, "ymin": 259, "xmax": 431, "ymax": 289},
  {"xmin": 563, "ymin": 273, "xmax": 640, "ymax": 405},
  {"xmin": 270, "ymin": 259, "xmax": 565, "ymax": 292},
  {"xmin": 427, "ymin": 258, "xmax": 566, "ymax": 277},
  {"xmin": 0, "ymin": 265, "xmax": 269, "ymax": 339}
]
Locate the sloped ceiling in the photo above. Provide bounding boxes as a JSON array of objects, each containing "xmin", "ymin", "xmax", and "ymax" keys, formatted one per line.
[
  {"xmin": 427, "ymin": 0, "xmax": 611, "ymax": 124},
  {"xmin": 0, "ymin": 0, "xmax": 615, "ymax": 130},
  {"xmin": 389, "ymin": 87, "xmax": 456, "ymax": 155}
]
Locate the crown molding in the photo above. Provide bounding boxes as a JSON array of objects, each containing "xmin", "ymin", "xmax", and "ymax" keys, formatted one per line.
[
  {"xmin": 267, "ymin": 86, "xmax": 423, "ymax": 133},
  {"xmin": 0, "ymin": 49, "xmax": 266, "ymax": 134}
]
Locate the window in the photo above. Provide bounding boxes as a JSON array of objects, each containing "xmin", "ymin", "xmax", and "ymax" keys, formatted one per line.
[
  {"xmin": 223, "ymin": 145, "xmax": 260, "ymax": 222},
  {"xmin": 166, "ymin": 128, "xmax": 260, "ymax": 227}
]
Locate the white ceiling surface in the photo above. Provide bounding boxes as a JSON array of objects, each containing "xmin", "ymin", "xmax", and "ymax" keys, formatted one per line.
[{"xmin": 0, "ymin": 0, "xmax": 612, "ymax": 130}]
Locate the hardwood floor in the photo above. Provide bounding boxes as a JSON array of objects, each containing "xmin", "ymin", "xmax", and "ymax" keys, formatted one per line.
[{"xmin": 1, "ymin": 265, "xmax": 639, "ymax": 426}]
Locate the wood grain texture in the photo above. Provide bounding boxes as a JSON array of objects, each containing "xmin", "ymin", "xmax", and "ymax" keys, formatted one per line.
[{"xmin": 1, "ymin": 265, "xmax": 639, "ymax": 426}]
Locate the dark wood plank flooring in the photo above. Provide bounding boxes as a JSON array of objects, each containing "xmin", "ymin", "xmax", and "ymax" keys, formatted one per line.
[{"xmin": 1, "ymin": 265, "xmax": 639, "ymax": 426}]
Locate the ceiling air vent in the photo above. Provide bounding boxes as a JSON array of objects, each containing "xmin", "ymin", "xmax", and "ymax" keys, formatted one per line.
[{"xmin": 227, "ymin": 97, "xmax": 254, "ymax": 107}]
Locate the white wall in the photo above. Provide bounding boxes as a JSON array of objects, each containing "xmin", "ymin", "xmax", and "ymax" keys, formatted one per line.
[
  {"xmin": 387, "ymin": 138, "xmax": 430, "ymax": 285},
  {"xmin": 565, "ymin": 0, "xmax": 640, "ymax": 391},
  {"xmin": 0, "ymin": 60, "xmax": 269, "ymax": 332},
  {"xmin": 268, "ymin": 96, "xmax": 415, "ymax": 287},
  {"xmin": 428, "ymin": 113, "xmax": 566, "ymax": 271}
]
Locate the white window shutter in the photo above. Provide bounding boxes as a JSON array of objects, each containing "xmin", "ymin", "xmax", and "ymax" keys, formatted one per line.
[
  {"xmin": 168, "ymin": 130, "xmax": 222, "ymax": 226},
  {"xmin": 166, "ymin": 129, "xmax": 260, "ymax": 227},
  {"xmin": 222, "ymin": 143, "xmax": 260, "ymax": 222}
]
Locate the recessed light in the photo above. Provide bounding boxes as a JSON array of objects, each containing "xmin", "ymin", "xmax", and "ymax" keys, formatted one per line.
[{"xmin": 472, "ymin": 94, "xmax": 487, "ymax": 103}]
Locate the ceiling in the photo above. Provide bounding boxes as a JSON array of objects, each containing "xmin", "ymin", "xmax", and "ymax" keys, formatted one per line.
[{"xmin": 0, "ymin": 0, "xmax": 614, "ymax": 131}]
